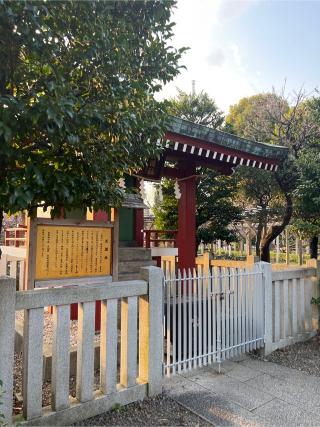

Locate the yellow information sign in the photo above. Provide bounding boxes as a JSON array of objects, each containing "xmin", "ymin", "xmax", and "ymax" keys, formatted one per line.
[{"xmin": 35, "ymin": 225, "xmax": 112, "ymax": 280}]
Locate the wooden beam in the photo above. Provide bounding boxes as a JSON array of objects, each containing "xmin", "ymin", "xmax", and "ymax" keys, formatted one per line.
[
  {"xmin": 165, "ymin": 150, "xmax": 234, "ymax": 175},
  {"xmin": 165, "ymin": 131, "xmax": 278, "ymax": 166}
]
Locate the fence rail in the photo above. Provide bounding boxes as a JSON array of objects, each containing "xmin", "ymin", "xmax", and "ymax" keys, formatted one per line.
[{"xmin": 0, "ymin": 267, "xmax": 163, "ymax": 426}]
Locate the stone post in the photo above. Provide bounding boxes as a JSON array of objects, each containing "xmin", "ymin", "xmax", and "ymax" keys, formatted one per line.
[
  {"xmin": 258, "ymin": 262, "xmax": 273, "ymax": 355},
  {"xmin": 139, "ymin": 266, "xmax": 163, "ymax": 396},
  {"xmin": 307, "ymin": 259, "xmax": 320, "ymax": 331},
  {"xmin": 0, "ymin": 253, "xmax": 8, "ymax": 276},
  {"xmin": 0, "ymin": 276, "xmax": 16, "ymax": 424}
]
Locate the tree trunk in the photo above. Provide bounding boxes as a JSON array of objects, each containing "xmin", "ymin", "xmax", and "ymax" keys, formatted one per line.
[
  {"xmin": 260, "ymin": 193, "xmax": 293, "ymax": 262},
  {"xmin": 255, "ymin": 220, "xmax": 263, "ymax": 258},
  {"xmin": 309, "ymin": 235, "xmax": 318, "ymax": 259}
]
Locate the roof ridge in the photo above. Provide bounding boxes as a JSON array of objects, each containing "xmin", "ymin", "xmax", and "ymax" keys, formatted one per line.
[{"xmin": 167, "ymin": 115, "xmax": 288, "ymax": 160}]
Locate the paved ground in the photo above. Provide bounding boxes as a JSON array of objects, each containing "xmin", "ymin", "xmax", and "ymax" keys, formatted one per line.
[{"xmin": 164, "ymin": 354, "xmax": 320, "ymax": 426}]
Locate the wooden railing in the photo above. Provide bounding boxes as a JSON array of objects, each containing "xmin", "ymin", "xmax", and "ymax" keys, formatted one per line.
[
  {"xmin": 4, "ymin": 225, "xmax": 27, "ymax": 247},
  {"xmin": 143, "ymin": 229, "xmax": 177, "ymax": 248},
  {"xmin": 196, "ymin": 253, "xmax": 259, "ymax": 273},
  {"xmin": 160, "ymin": 253, "xmax": 259, "ymax": 275},
  {"xmin": 161, "ymin": 255, "xmax": 177, "ymax": 275}
]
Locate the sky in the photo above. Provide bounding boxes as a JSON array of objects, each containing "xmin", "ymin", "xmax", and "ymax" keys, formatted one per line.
[{"xmin": 159, "ymin": 0, "xmax": 320, "ymax": 113}]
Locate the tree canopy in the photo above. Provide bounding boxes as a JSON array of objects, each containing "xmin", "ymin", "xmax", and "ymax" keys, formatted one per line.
[
  {"xmin": 153, "ymin": 179, "xmax": 178, "ymax": 231},
  {"xmin": 168, "ymin": 89, "xmax": 224, "ymax": 128},
  {"xmin": 196, "ymin": 170, "xmax": 241, "ymax": 245},
  {"xmin": 0, "ymin": 0, "xmax": 185, "ymax": 231},
  {"xmin": 292, "ymin": 125, "xmax": 320, "ymax": 257},
  {"xmin": 227, "ymin": 91, "xmax": 320, "ymax": 260}
]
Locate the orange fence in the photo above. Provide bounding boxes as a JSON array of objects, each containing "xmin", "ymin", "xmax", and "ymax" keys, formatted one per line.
[{"xmin": 160, "ymin": 252, "xmax": 306, "ymax": 275}]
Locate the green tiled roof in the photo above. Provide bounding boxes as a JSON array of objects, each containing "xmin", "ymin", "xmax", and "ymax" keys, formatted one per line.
[{"xmin": 167, "ymin": 116, "xmax": 288, "ymax": 161}]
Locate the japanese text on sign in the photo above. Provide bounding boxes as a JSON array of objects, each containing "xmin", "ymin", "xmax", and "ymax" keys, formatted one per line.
[{"xmin": 35, "ymin": 225, "xmax": 112, "ymax": 279}]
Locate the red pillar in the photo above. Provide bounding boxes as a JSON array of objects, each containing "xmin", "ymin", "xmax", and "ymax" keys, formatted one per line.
[
  {"xmin": 135, "ymin": 209, "xmax": 144, "ymax": 247},
  {"xmin": 177, "ymin": 163, "xmax": 196, "ymax": 271}
]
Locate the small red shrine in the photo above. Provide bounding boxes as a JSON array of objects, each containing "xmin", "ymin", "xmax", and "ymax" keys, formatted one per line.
[{"xmin": 99, "ymin": 116, "xmax": 288, "ymax": 271}]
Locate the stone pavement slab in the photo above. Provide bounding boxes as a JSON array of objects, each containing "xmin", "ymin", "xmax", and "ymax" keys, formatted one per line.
[
  {"xmin": 252, "ymin": 398, "xmax": 319, "ymax": 427},
  {"xmin": 245, "ymin": 372, "xmax": 320, "ymax": 415},
  {"xmin": 168, "ymin": 388, "xmax": 261, "ymax": 427},
  {"xmin": 164, "ymin": 356, "xmax": 320, "ymax": 426},
  {"xmin": 165, "ymin": 373, "xmax": 261, "ymax": 427},
  {"xmin": 187, "ymin": 370, "xmax": 273, "ymax": 411},
  {"xmin": 211, "ymin": 360, "xmax": 263, "ymax": 382}
]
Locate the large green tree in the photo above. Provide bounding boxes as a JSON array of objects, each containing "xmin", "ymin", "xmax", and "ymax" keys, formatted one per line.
[
  {"xmin": 168, "ymin": 89, "xmax": 224, "ymax": 128},
  {"xmin": 196, "ymin": 171, "xmax": 241, "ymax": 246},
  {"xmin": 0, "ymin": 1, "xmax": 185, "ymax": 235},
  {"xmin": 293, "ymin": 147, "xmax": 320, "ymax": 258},
  {"xmin": 153, "ymin": 90, "xmax": 241, "ymax": 248},
  {"xmin": 153, "ymin": 179, "xmax": 178, "ymax": 231},
  {"xmin": 227, "ymin": 91, "xmax": 318, "ymax": 261}
]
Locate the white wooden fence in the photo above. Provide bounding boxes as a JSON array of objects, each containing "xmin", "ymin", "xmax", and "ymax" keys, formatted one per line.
[
  {"xmin": 1, "ymin": 260, "xmax": 318, "ymax": 424},
  {"xmin": 0, "ymin": 267, "xmax": 163, "ymax": 426},
  {"xmin": 270, "ymin": 262, "xmax": 319, "ymax": 352},
  {"xmin": 0, "ymin": 246, "xmax": 26, "ymax": 291},
  {"xmin": 164, "ymin": 261, "xmax": 319, "ymax": 376},
  {"xmin": 164, "ymin": 263, "xmax": 267, "ymax": 376}
]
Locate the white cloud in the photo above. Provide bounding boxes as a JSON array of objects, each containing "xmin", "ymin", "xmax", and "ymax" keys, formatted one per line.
[
  {"xmin": 158, "ymin": 0, "xmax": 258, "ymax": 112},
  {"xmin": 216, "ymin": 0, "xmax": 252, "ymax": 21},
  {"xmin": 207, "ymin": 47, "xmax": 226, "ymax": 66},
  {"xmin": 230, "ymin": 43, "xmax": 242, "ymax": 68}
]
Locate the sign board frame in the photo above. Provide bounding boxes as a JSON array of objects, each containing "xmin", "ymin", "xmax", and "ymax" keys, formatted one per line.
[{"xmin": 25, "ymin": 217, "xmax": 116, "ymax": 289}]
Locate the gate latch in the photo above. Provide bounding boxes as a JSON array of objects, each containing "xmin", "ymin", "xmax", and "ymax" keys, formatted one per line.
[{"xmin": 210, "ymin": 290, "xmax": 235, "ymax": 301}]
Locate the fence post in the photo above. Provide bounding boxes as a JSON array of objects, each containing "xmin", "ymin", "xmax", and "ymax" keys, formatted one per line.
[
  {"xmin": 0, "ymin": 253, "xmax": 7, "ymax": 276},
  {"xmin": 307, "ymin": 259, "xmax": 320, "ymax": 330},
  {"xmin": 0, "ymin": 276, "xmax": 16, "ymax": 424},
  {"xmin": 139, "ymin": 266, "xmax": 163, "ymax": 396},
  {"xmin": 259, "ymin": 262, "xmax": 273, "ymax": 355}
]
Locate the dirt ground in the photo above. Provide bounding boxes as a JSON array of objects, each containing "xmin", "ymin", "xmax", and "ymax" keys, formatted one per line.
[
  {"xmin": 254, "ymin": 334, "xmax": 320, "ymax": 377},
  {"xmin": 73, "ymin": 395, "xmax": 208, "ymax": 426}
]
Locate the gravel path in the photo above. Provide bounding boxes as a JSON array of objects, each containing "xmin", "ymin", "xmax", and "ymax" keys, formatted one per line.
[
  {"xmin": 253, "ymin": 334, "xmax": 320, "ymax": 377},
  {"xmin": 73, "ymin": 395, "xmax": 209, "ymax": 426}
]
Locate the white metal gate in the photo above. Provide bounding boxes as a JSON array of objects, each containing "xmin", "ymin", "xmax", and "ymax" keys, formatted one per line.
[{"xmin": 163, "ymin": 264, "xmax": 265, "ymax": 376}]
